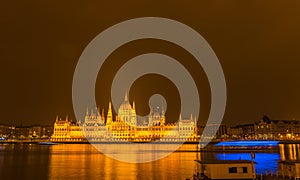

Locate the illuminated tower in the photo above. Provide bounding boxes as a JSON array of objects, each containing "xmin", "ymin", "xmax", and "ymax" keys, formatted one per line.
[
  {"xmin": 83, "ymin": 107, "xmax": 104, "ymax": 125},
  {"xmin": 160, "ymin": 105, "xmax": 166, "ymax": 126},
  {"xmin": 101, "ymin": 109, "xmax": 105, "ymax": 123},
  {"xmin": 106, "ymin": 102, "xmax": 113, "ymax": 126},
  {"xmin": 84, "ymin": 107, "xmax": 89, "ymax": 123},
  {"xmin": 149, "ymin": 106, "xmax": 164, "ymax": 126},
  {"xmin": 96, "ymin": 107, "xmax": 104, "ymax": 124},
  {"xmin": 118, "ymin": 92, "xmax": 137, "ymax": 126},
  {"xmin": 132, "ymin": 101, "xmax": 137, "ymax": 125}
]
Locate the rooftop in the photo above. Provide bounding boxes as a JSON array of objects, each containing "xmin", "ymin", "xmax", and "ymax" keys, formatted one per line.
[
  {"xmin": 194, "ymin": 160, "xmax": 255, "ymax": 164},
  {"xmin": 278, "ymin": 160, "xmax": 300, "ymax": 164},
  {"xmin": 256, "ymin": 115, "xmax": 300, "ymax": 125}
]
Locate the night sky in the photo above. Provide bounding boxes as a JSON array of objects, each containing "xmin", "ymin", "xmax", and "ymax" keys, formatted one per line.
[{"xmin": 1, "ymin": 1, "xmax": 300, "ymax": 126}]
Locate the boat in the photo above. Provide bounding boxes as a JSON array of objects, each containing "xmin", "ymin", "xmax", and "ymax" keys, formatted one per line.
[
  {"xmin": 188, "ymin": 160, "xmax": 256, "ymax": 180},
  {"xmin": 37, "ymin": 141, "xmax": 60, "ymax": 145}
]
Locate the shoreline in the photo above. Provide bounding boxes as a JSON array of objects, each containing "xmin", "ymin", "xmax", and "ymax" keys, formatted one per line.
[{"xmin": 0, "ymin": 139, "xmax": 299, "ymax": 145}]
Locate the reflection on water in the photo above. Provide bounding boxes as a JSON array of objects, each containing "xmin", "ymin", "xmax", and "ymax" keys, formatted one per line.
[
  {"xmin": 216, "ymin": 153, "xmax": 280, "ymax": 174},
  {"xmin": 216, "ymin": 144, "xmax": 300, "ymax": 174},
  {"xmin": 0, "ymin": 144, "xmax": 50, "ymax": 180},
  {"xmin": 279, "ymin": 144, "xmax": 300, "ymax": 161},
  {"xmin": 0, "ymin": 143, "xmax": 299, "ymax": 179},
  {"xmin": 48, "ymin": 144, "xmax": 198, "ymax": 180},
  {"xmin": 92, "ymin": 143, "xmax": 183, "ymax": 163}
]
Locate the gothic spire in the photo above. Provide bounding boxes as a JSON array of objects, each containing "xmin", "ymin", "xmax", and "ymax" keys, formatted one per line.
[
  {"xmin": 125, "ymin": 91, "xmax": 128, "ymax": 101},
  {"xmin": 108, "ymin": 101, "xmax": 112, "ymax": 116},
  {"xmin": 162, "ymin": 104, "xmax": 165, "ymax": 115}
]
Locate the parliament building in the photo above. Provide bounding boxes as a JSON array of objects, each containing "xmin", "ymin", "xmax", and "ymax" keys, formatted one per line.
[{"xmin": 51, "ymin": 93, "xmax": 198, "ymax": 142}]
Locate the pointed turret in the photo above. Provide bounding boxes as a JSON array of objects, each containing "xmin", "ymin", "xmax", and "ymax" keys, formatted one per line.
[
  {"xmin": 97, "ymin": 107, "xmax": 101, "ymax": 116},
  {"xmin": 86, "ymin": 107, "xmax": 89, "ymax": 116},
  {"xmin": 101, "ymin": 109, "xmax": 105, "ymax": 120},
  {"xmin": 106, "ymin": 101, "xmax": 113, "ymax": 125},
  {"xmin": 193, "ymin": 116, "xmax": 198, "ymax": 136},
  {"xmin": 84, "ymin": 107, "xmax": 90, "ymax": 124},
  {"xmin": 148, "ymin": 107, "xmax": 153, "ymax": 126},
  {"xmin": 91, "ymin": 108, "xmax": 94, "ymax": 116},
  {"xmin": 160, "ymin": 106, "xmax": 166, "ymax": 126},
  {"xmin": 131, "ymin": 100, "xmax": 137, "ymax": 126},
  {"xmin": 97, "ymin": 107, "xmax": 103, "ymax": 123},
  {"xmin": 125, "ymin": 91, "xmax": 128, "ymax": 102}
]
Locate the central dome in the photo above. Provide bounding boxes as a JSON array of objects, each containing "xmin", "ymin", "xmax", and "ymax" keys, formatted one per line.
[
  {"xmin": 118, "ymin": 92, "xmax": 132, "ymax": 110},
  {"xmin": 117, "ymin": 92, "xmax": 136, "ymax": 126},
  {"xmin": 119, "ymin": 98, "xmax": 132, "ymax": 110}
]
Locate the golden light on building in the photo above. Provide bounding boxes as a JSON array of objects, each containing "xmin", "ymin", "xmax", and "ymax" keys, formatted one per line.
[{"xmin": 51, "ymin": 93, "xmax": 198, "ymax": 142}]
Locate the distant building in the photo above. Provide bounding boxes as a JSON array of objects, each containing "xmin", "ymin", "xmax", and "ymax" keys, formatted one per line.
[
  {"xmin": 51, "ymin": 116, "xmax": 84, "ymax": 141},
  {"xmin": 51, "ymin": 93, "xmax": 198, "ymax": 142},
  {"xmin": 240, "ymin": 124, "xmax": 255, "ymax": 138},
  {"xmin": 42, "ymin": 126, "xmax": 53, "ymax": 138},
  {"xmin": 203, "ymin": 124, "xmax": 227, "ymax": 138},
  {"xmin": 15, "ymin": 126, "xmax": 30, "ymax": 139},
  {"xmin": 228, "ymin": 124, "xmax": 255, "ymax": 139},
  {"xmin": 28, "ymin": 125, "xmax": 53, "ymax": 139},
  {"xmin": 29, "ymin": 126, "xmax": 42, "ymax": 138},
  {"xmin": 278, "ymin": 160, "xmax": 300, "ymax": 180},
  {"xmin": 0, "ymin": 125, "xmax": 13, "ymax": 138},
  {"xmin": 0, "ymin": 124, "xmax": 53, "ymax": 140},
  {"xmin": 255, "ymin": 116, "xmax": 300, "ymax": 140},
  {"xmin": 228, "ymin": 126, "xmax": 243, "ymax": 138}
]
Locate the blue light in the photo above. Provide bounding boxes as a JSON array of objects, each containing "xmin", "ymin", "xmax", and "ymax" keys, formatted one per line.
[
  {"xmin": 215, "ymin": 140, "xmax": 279, "ymax": 147},
  {"xmin": 216, "ymin": 153, "xmax": 280, "ymax": 174}
]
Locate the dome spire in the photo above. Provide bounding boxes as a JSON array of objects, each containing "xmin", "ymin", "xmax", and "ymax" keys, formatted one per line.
[
  {"xmin": 86, "ymin": 107, "xmax": 89, "ymax": 116},
  {"xmin": 125, "ymin": 91, "xmax": 128, "ymax": 101}
]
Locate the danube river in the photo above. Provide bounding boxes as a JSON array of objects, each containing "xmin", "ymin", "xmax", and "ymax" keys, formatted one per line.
[{"xmin": 0, "ymin": 143, "xmax": 299, "ymax": 180}]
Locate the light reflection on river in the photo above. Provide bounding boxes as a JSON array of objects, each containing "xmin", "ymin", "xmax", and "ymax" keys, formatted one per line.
[
  {"xmin": 0, "ymin": 143, "xmax": 299, "ymax": 180},
  {"xmin": 47, "ymin": 144, "xmax": 198, "ymax": 180}
]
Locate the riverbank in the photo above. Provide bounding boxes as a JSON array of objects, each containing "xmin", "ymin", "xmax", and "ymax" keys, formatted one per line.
[{"xmin": 1, "ymin": 139, "xmax": 299, "ymax": 145}]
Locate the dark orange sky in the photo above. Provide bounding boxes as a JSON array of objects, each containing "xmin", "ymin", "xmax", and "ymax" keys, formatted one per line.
[{"xmin": 1, "ymin": 1, "xmax": 300, "ymax": 126}]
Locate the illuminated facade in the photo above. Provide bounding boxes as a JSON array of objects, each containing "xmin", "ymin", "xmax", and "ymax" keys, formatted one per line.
[
  {"xmin": 51, "ymin": 116, "xmax": 84, "ymax": 141},
  {"xmin": 0, "ymin": 124, "xmax": 52, "ymax": 140},
  {"xmin": 255, "ymin": 116, "xmax": 300, "ymax": 140},
  {"xmin": 51, "ymin": 93, "xmax": 198, "ymax": 142}
]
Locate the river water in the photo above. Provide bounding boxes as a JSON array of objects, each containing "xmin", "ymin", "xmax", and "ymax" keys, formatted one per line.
[{"xmin": 0, "ymin": 143, "xmax": 298, "ymax": 180}]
